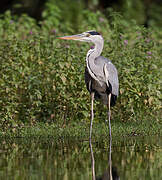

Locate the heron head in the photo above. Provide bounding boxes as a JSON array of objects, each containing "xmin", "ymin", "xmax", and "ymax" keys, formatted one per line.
[{"xmin": 58, "ymin": 30, "xmax": 103, "ymax": 44}]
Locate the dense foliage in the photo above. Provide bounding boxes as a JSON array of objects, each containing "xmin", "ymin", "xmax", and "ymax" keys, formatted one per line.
[{"xmin": 0, "ymin": 3, "xmax": 161, "ymax": 128}]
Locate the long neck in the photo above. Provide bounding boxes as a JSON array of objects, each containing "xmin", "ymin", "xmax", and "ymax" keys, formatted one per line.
[
  {"xmin": 87, "ymin": 40, "xmax": 104, "ymax": 60},
  {"xmin": 86, "ymin": 40, "xmax": 104, "ymax": 81}
]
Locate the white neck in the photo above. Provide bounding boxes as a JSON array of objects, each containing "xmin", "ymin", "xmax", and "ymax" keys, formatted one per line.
[
  {"xmin": 86, "ymin": 39, "xmax": 104, "ymax": 82},
  {"xmin": 87, "ymin": 39, "xmax": 104, "ymax": 59}
]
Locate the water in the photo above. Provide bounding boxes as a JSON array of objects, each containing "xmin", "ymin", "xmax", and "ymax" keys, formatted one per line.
[{"xmin": 0, "ymin": 136, "xmax": 161, "ymax": 180}]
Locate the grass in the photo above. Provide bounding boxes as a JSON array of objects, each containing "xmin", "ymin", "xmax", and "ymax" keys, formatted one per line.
[{"xmin": 0, "ymin": 117, "xmax": 161, "ymax": 140}]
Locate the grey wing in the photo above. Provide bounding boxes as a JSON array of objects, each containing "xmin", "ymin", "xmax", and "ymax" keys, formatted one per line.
[
  {"xmin": 105, "ymin": 61, "xmax": 119, "ymax": 96},
  {"xmin": 95, "ymin": 56, "xmax": 119, "ymax": 96}
]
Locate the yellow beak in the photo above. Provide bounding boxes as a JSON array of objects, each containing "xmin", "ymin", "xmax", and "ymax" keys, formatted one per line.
[{"xmin": 58, "ymin": 34, "xmax": 82, "ymax": 40}]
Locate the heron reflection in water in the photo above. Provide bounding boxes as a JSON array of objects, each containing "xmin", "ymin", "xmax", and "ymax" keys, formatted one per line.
[{"xmin": 90, "ymin": 138, "xmax": 120, "ymax": 180}]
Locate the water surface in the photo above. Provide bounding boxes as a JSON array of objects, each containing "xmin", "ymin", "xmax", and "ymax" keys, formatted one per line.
[{"xmin": 0, "ymin": 136, "xmax": 161, "ymax": 180}]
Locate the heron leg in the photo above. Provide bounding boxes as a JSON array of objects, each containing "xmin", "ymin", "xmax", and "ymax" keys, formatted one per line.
[
  {"xmin": 90, "ymin": 92, "xmax": 95, "ymax": 140},
  {"xmin": 107, "ymin": 93, "xmax": 112, "ymax": 139},
  {"xmin": 109, "ymin": 131, "xmax": 112, "ymax": 180},
  {"xmin": 89, "ymin": 138, "xmax": 96, "ymax": 180}
]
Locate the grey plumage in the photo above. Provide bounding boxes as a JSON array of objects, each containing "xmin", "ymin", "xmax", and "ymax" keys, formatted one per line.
[
  {"xmin": 58, "ymin": 30, "xmax": 119, "ymax": 139},
  {"xmin": 85, "ymin": 56, "xmax": 118, "ymax": 106}
]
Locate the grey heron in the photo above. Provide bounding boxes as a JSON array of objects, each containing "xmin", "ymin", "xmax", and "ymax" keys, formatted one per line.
[{"xmin": 58, "ymin": 31, "xmax": 119, "ymax": 139}]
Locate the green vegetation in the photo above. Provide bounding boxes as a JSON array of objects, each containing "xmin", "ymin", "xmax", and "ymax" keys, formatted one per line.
[
  {"xmin": 0, "ymin": 119, "xmax": 161, "ymax": 139},
  {"xmin": 0, "ymin": 2, "xmax": 161, "ymax": 138}
]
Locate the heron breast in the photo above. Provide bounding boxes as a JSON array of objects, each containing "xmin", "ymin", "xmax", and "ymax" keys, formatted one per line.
[{"xmin": 92, "ymin": 80, "xmax": 106, "ymax": 93}]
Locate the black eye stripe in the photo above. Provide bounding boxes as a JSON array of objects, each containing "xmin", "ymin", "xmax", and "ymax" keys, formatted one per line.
[{"xmin": 88, "ymin": 31, "xmax": 100, "ymax": 35}]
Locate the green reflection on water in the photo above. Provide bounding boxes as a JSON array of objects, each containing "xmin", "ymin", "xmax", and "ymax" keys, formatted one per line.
[{"xmin": 0, "ymin": 136, "xmax": 161, "ymax": 180}]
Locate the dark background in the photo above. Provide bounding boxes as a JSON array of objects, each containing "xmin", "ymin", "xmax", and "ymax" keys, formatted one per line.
[{"xmin": 1, "ymin": 0, "xmax": 162, "ymax": 28}]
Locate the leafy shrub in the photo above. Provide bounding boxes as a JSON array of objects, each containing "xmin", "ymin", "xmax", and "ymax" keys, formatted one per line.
[{"xmin": 0, "ymin": 8, "xmax": 161, "ymax": 128}]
